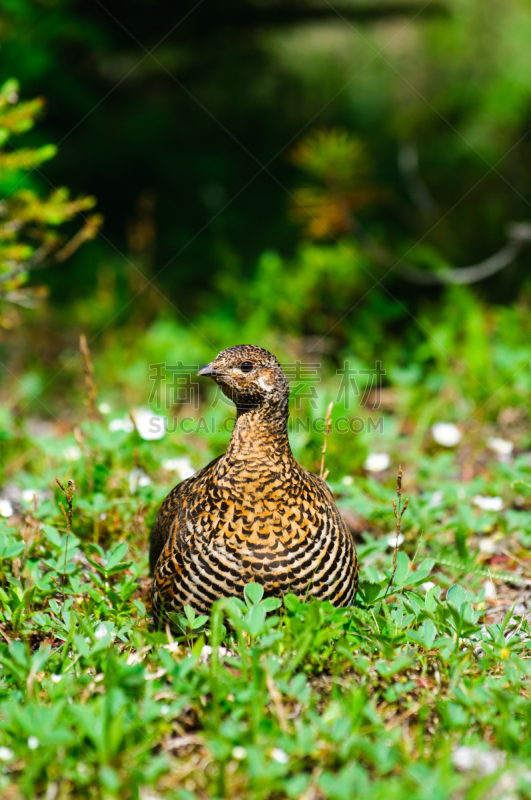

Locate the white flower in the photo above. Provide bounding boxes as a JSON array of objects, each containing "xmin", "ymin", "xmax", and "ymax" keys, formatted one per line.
[
  {"xmin": 199, "ymin": 644, "xmax": 212, "ymax": 663},
  {"xmin": 162, "ymin": 642, "xmax": 181, "ymax": 654},
  {"xmin": 129, "ymin": 468, "xmax": 151, "ymax": 494},
  {"xmin": 95, "ymin": 623, "xmax": 108, "ymax": 641},
  {"xmin": 341, "ymin": 475, "xmax": 354, "ymax": 486},
  {"xmin": 452, "ymin": 745, "xmax": 504, "ymax": 775},
  {"xmin": 109, "ymin": 416, "xmax": 134, "ymax": 433},
  {"xmin": 364, "ymin": 453, "xmax": 390, "ymax": 472},
  {"xmin": 422, "ymin": 581, "xmax": 436, "ymax": 591},
  {"xmin": 271, "ymin": 748, "xmax": 289, "ymax": 764},
  {"xmin": 28, "ymin": 736, "xmax": 39, "ymax": 750},
  {"xmin": 0, "ymin": 746, "xmax": 14, "ymax": 760},
  {"xmin": 487, "ymin": 437, "xmax": 513, "ymax": 455},
  {"xmin": 64, "ymin": 445, "xmax": 82, "ymax": 462},
  {"xmin": 198, "ymin": 644, "xmax": 232, "ymax": 664},
  {"xmin": 473, "ymin": 495, "xmax": 503, "ymax": 512},
  {"xmin": 232, "ymin": 746, "xmax": 247, "ymax": 760},
  {"xmin": 160, "ymin": 704, "xmax": 170, "ymax": 715},
  {"xmin": 479, "ymin": 538, "xmax": 497, "ymax": 554},
  {"xmin": 22, "ymin": 489, "xmax": 41, "ymax": 503},
  {"xmin": 98, "ymin": 402, "xmax": 112, "ymax": 415},
  {"xmin": 109, "ymin": 408, "xmax": 168, "ymax": 441},
  {"xmin": 162, "ymin": 457, "xmax": 195, "ymax": 480},
  {"xmin": 386, "ymin": 532, "xmax": 404, "ymax": 547},
  {"xmin": 133, "ymin": 408, "xmax": 167, "ymax": 441},
  {"xmin": 51, "ymin": 674, "xmax": 62, "ymax": 683},
  {"xmin": 0, "ymin": 499, "xmax": 13, "ymax": 517},
  {"xmin": 431, "ymin": 422, "xmax": 461, "ymax": 447},
  {"xmin": 483, "ymin": 579, "xmax": 497, "ymax": 600},
  {"xmin": 428, "ymin": 490, "xmax": 444, "ymax": 508}
]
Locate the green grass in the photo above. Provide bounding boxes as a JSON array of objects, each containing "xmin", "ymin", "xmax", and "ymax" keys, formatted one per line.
[{"xmin": 2, "ymin": 330, "xmax": 531, "ymax": 800}]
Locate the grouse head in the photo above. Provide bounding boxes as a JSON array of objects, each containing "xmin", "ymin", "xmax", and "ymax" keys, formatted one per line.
[{"xmin": 197, "ymin": 345, "xmax": 289, "ymax": 410}]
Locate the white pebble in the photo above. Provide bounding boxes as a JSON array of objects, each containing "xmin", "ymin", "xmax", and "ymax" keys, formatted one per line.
[
  {"xmin": 483, "ymin": 579, "xmax": 497, "ymax": 600},
  {"xmin": 431, "ymin": 422, "xmax": 461, "ymax": 447},
  {"xmin": 364, "ymin": 453, "xmax": 390, "ymax": 472},
  {"xmin": 473, "ymin": 495, "xmax": 503, "ymax": 512}
]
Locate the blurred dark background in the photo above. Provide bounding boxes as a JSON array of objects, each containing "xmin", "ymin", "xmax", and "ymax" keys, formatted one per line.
[{"xmin": 1, "ymin": 0, "xmax": 531, "ymax": 418}]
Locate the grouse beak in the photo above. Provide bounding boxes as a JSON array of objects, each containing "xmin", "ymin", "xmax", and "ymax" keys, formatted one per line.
[{"xmin": 197, "ymin": 363, "xmax": 217, "ymax": 378}]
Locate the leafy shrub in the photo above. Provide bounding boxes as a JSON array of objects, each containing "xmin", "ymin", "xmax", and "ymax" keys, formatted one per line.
[{"xmin": 0, "ymin": 78, "xmax": 101, "ymax": 330}]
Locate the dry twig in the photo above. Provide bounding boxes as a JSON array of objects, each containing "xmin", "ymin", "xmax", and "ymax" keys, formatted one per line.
[
  {"xmin": 319, "ymin": 401, "xmax": 334, "ymax": 481},
  {"xmin": 386, "ymin": 466, "xmax": 409, "ymax": 594},
  {"xmin": 79, "ymin": 334, "xmax": 100, "ymax": 419},
  {"xmin": 56, "ymin": 477, "xmax": 75, "ymax": 602}
]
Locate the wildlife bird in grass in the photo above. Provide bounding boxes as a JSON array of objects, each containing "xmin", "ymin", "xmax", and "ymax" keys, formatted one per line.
[{"xmin": 150, "ymin": 345, "xmax": 358, "ymax": 622}]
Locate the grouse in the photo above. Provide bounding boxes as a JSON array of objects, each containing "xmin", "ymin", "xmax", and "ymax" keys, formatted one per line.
[{"xmin": 150, "ymin": 345, "xmax": 358, "ymax": 621}]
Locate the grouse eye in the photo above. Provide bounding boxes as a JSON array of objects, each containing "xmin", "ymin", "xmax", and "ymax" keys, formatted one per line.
[{"xmin": 240, "ymin": 361, "xmax": 254, "ymax": 373}]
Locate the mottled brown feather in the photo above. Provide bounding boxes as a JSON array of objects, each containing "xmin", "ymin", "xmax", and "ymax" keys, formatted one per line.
[{"xmin": 151, "ymin": 345, "xmax": 358, "ymax": 621}]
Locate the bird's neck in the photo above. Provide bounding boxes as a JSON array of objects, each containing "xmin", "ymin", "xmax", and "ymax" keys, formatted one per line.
[{"xmin": 224, "ymin": 399, "xmax": 294, "ymax": 465}]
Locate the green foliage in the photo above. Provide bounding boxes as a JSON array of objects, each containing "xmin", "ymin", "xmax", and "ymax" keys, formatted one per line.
[
  {"xmin": 290, "ymin": 128, "xmax": 378, "ymax": 238},
  {"xmin": 1, "ymin": 340, "xmax": 531, "ymax": 797},
  {"xmin": 0, "ymin": 78, "xmax": 101, "ymax": 328},
  {"xmin": 1, "ymin": 0, "xmax": 531, "ymax": 306},
  {"xmin": 2, "ymin": 1, "xmax": 531, "ymax": 796}
]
